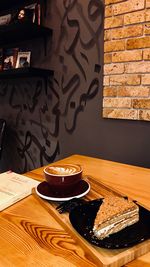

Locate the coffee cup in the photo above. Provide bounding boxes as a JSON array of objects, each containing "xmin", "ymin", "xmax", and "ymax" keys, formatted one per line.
[{"xmin": 43, "ymin": 163, "xmax": 82, "ymax": 193}]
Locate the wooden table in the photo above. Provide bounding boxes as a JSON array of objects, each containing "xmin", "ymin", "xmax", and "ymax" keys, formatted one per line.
[{"xmin": 0, "ymin": 154, "xmax": 150, "ymax": 267}]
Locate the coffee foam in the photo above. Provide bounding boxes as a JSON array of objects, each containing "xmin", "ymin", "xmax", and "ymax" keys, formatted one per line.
[{"xmin": 45, "ymin": 164, "xmax": 81, "ymax": 176}]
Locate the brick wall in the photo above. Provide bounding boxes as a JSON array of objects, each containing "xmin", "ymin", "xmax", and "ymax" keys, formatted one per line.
[{"xmin": 103, "ymin": 0, "xmax": 150, "ymax": 121}]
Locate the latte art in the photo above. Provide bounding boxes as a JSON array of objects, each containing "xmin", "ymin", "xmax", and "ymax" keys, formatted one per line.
[{"xmin": 45, "ymin": 164, "xmax": 81, "ymax": 176}]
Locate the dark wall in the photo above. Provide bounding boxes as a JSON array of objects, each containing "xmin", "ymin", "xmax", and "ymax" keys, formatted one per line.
[
  {"xmin": 0, "ymin": 76, "xmax": 60, "ymax": 173},
  {"xmin": 1, "ymin": 0, "xmax": 150, "ymax": 173}
]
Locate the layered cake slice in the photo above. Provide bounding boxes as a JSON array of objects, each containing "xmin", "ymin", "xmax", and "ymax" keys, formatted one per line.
[{"xmin": 93, "ymin": 196, "xmax": 139, "ymax": 240}]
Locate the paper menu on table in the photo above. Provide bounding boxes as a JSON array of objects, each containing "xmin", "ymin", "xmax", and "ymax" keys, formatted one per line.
[{"xmin": 0, "ymin": 171, "xmax": 40, "ymax": 211}]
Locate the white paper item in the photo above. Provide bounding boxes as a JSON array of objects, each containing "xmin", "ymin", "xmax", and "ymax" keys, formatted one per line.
[{"xmin": 0, "ymin": 171, "xmax": 40, "ymax": 211}]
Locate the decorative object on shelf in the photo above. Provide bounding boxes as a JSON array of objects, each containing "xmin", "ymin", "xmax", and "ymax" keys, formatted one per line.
[
  {"xmin": 25, "ymin": 3, "xmax": 41, "ymax": 25},
  {"xmin": 0, "ymin": 14, "xmax": 11, "ymax": 26},
  {"xmin": 3, "ymin": 48, "xmax": 19, "ymax": 70},
  {"xmin": 16, "ymin": 51, "xmax": 31, "ymax": 68},
  {"xmin": 17, "ymin": 9, "xmax": 25, "ymax": 20}
]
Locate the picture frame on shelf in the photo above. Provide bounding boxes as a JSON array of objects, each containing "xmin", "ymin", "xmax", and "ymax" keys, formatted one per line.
[
  {"xmin": 3, "ymin": 48, "xmax": 19, "ymax": 70},
  {"xmin": 16, "ymin": 51, "xmax": 31, "ymax": 68}
]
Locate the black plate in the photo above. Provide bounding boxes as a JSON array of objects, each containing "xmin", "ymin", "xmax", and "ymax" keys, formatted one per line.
[{"xmin": 69, "ymin": 199, "xmax": 150, "ymax": 249}]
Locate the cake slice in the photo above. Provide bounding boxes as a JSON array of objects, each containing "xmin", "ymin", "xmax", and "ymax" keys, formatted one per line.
[{"xmin": 93, "ymin": 196, "xmax": 139, "ymax": 240}]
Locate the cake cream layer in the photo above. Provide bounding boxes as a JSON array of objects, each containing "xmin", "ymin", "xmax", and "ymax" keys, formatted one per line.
[
  {"xmin": 93, "ymin": 208, "xmax": 139, "ymax": 230},
  {"xmin": 93, "ymin": 213, "xmax": 139, "ymax": 240}
]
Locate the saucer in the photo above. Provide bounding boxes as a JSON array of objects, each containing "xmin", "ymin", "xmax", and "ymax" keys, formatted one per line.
[{"xmin": 36, "ymin": 180, "xmax": 90, "ymax": 201}]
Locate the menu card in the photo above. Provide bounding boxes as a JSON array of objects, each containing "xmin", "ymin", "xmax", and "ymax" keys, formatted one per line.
[{"xmin": 0, "ymin": 171, "xmax": 40, "ymax": 211}]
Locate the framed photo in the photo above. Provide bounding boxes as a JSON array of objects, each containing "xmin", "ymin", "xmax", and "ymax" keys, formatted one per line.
[
  {"xmin": 3, "ymin": 48, "xmax": 19, "ymax": 70},
  {"xmin": 16, "ymin": 51, "xmax": 31, "ymax": 68}
]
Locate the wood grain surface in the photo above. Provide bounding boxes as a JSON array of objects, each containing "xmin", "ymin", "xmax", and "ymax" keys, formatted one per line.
[{"xmin": 1, "ymin": 154, "xmax": 150, "ymax": 267}]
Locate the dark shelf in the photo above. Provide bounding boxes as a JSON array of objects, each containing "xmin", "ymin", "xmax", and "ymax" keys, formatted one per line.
[
  {"xmin": 0, "ymin": 0, "xmax": 53, "ymax": 85},
  {"xmin": 0, "ymin": 22, "xmax": 52, "ymax": 47},
  {"xmin": 0, "ymin": 67, "xmax": 54, "ymax": 79}
]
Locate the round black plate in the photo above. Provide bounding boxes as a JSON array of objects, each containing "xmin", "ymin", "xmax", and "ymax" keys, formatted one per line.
[{"xmin": 69, "ymin": 199, "xmax": 150, "ymax": 249}]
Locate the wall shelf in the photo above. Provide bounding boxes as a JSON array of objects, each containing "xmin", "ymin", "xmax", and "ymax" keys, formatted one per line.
[
  {"xmin": 0, "ymin": 67, "xmax": 54, "ymax": 79},
  {"xmin": 0, "ymin": 22, "xmax": 52, "ymax": 47}
]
